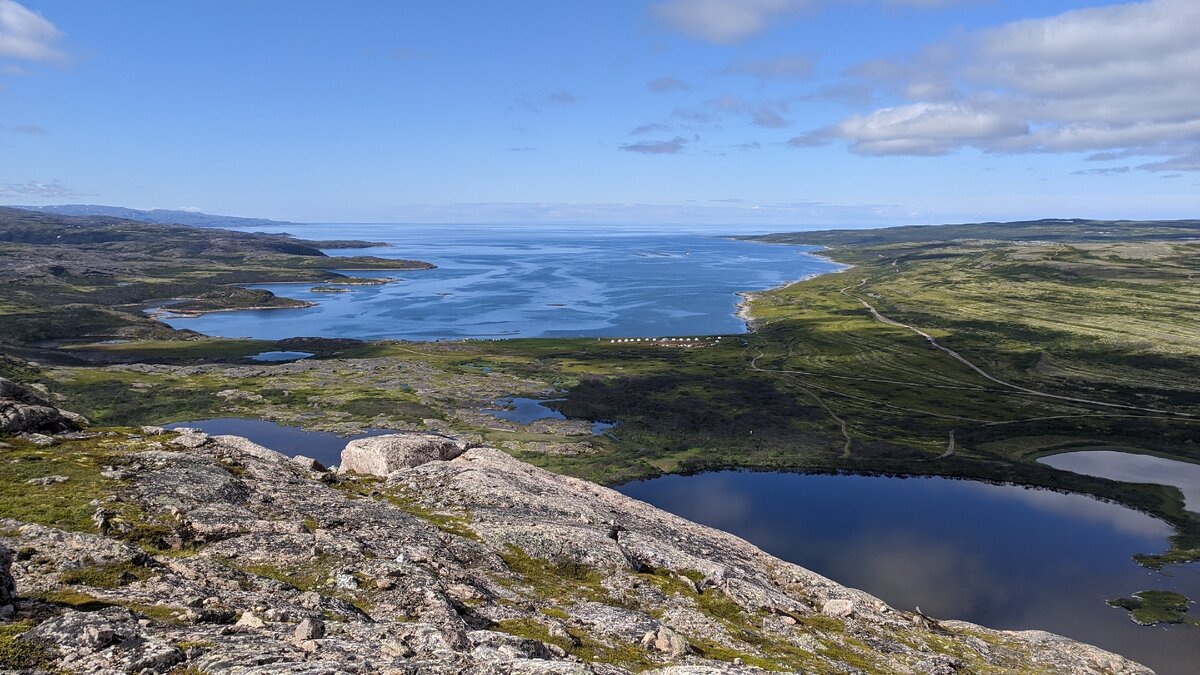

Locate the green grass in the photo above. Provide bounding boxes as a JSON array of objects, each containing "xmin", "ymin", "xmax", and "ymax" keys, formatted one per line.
[
  {"xmin": 495, "ymin": 544, "xmax": 612, "ymax": 605},
  {"xmin": 226, "ymin": 554, "xmax": 338, "ymax": 592},
  {"xmin": 0, "ymin": 435, "xmax": 130, "ymax": 532},
  {"xmin": 494, "ymin": 617, "xmax": 658, "ymax": 670},
  {"xmin": 0, "ymin": 622, "xmax": 55, "ymax": 670},
  {"xmin": 59, "ymin": 560, "xmax": 156, "ymax": 588}
]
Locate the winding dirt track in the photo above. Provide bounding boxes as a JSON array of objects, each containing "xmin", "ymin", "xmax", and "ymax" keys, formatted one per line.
[
  {"xmin": 838, "ymin": 282, "xmax": 1193, "ymax": 418},
  {"xmin": 740, "ymin": 273, "xmax": 1195, "ymax": 460}
]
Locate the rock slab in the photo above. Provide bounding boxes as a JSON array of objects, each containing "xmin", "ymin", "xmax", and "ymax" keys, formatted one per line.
[{"xmin": 338, "ymin": 433, "xmax": 470, "ymax": 476}]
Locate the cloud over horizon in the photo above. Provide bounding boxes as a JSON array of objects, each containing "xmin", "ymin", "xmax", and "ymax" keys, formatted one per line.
[
  {"xmin": 0, "ymin": 180, "xmax": 86, "ymax": 198},
  {"xmin": 816, "ymin": 0, "xmax": 1200, "ymax": 170}
]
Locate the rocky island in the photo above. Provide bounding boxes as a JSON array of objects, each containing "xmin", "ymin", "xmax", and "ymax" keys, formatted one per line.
[{"xmin": 0, "ymin": 376, "xmax": 1152, "ymax": 673}]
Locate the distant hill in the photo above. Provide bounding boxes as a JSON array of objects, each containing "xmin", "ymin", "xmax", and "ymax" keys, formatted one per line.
[
  {"xmin": 9, "ymin": 204, "xmax": 302, "ymax": 229},
  {"xmin": 748, "ymin": 218, "xmax": 1200, "ymax": 247}
]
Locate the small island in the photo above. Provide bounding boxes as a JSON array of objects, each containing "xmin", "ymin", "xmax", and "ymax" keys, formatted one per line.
[{"xmin": 1108, "ymin": 591, "xmax": 1198, "ymax": 627}]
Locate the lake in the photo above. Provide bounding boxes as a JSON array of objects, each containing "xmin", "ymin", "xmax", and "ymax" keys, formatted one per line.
[
  {"xmin": 619, "ymin": 470, "xmax": 1200, "ymax": 675},
  {"xmin": 1041, "ymin": 449, "xmax": 1200, "ymax": 514},
  {"xmin": 156, "ymin": 223, "xmax": 841, "ymax": 341}
]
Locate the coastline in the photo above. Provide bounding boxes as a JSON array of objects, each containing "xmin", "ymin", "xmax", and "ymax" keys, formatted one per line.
[
  {"xmin": 734, "ymin": 246, "xmax": 851, "ymax": 332},
  {"xmin": 148, "ymin": 236, "xmax": 849, "ymax": 341},
  {"xmin": 147, "ymin": 300, "xmax": 318, "ymax": 319}
]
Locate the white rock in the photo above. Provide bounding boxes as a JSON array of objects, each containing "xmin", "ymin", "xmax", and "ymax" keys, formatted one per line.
[
  {"xmin": 235, "ymin": 611, "xmax": 265, "ymax": 629},
  {"xmin": 822, "ymin": 598, "xmax": 855, "ymax": 618},
  {"xmin": 338, "ymin": 433, "xmax": 470, "ymax": 477}
]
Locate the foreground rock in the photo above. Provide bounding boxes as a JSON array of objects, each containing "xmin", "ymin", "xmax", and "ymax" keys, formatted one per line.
[
  {"xmin": 0, "ymin": 377, "xmax": 85, "ymax": 434},
  {"xmin": 338, "ymin": 432, "xmax": 471, "ymax": 476},
  {"xmin": 0, "ymin": 428, "xmax": 1153, "ymax": 674}
]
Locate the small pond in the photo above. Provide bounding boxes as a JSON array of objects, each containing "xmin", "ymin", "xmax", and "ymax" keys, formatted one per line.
[
  {"xmin": 483, "ymin": 397, "xmax": 566, "ymax": 424},
  {"xmin": 483, "ymin": 397, "xmax": 616, "ymax": 436},
  {"xmin": 1040, "ymin": 449, "xmax": 1200, "ymax": 513},
  {"xmin": 164, "ymin": 418, "xmax": 390, "ymax": 468},
  {"xmin": 247, "ymin": 351, "xmax": 314, "ymax": 362},
  {"xmin": 618, "ymin": 471, "xmax": 1200, "ymax": 675}
]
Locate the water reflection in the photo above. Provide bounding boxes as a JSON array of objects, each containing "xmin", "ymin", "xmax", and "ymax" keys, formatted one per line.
[
  {"xmin": 618, "ymin": 471, "xmax": 1200, "ymax": 675},
  {"xmin": 483, "ymin": 397, "xmax": 566, "ymax": 424},
  {"xmin": 164, "ymin": 418, "xmax": 389, "ymax": 467},
  {"xmin": 969, "ymin": 481, "xmax": 1173, "ymax": 538},
  {"xmin": 1041, "ymin": 450, "xmax": 1200, "ymax": 513},
  {"xmin": 248, "ymin": 350, "xmax": 314, "ymax": 362}
]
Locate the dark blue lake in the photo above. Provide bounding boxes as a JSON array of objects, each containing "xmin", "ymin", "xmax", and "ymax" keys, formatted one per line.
[
  {"xmin": 619, "ymin": 471, "xmax": 1200, "ymax": 675},
  {"xmin": 156, "ymin": 223, "xmax": 840, "ymax": 340}
]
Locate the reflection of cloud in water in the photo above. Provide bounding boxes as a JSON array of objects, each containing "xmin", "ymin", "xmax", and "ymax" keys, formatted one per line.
[
  {"xmin": 620, "ymin": 471, "xmax": 1200, "ymax": 674},
  {"xmin": 633, "ymin": 474, "xmax": 754, "ymax": 527},
  {"xmin": 816, "ymin": 531, "xmax": 1008, "ymax": 619},
  {"xmin": 1041, "ymin": 451, "xmax": 1200, "ymax": 514},
  {"xmin": 959, "ymin": 482, "xmax": 1171, "ymax": 539}
]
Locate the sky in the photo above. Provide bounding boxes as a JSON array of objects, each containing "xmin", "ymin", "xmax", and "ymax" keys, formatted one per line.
[{"xmin": 0, "ymin": 0, "xmax": 1197, "ymax": 226}]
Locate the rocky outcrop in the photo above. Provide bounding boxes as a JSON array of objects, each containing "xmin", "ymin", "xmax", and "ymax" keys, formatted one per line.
[
  {"xmin": 338, "ymin": 432, "xmax": 470, "ymax": 476},
  {"xmin": 21, "ymin": 606, "xmax": 183, "ymax": 673},
  {"xmin": 0, "ymin": 377, "xmax": 85, "ymax": 434},
  {"xmin": 0, "ymin": 430, "xmax": 1153, "ymax": 674}
]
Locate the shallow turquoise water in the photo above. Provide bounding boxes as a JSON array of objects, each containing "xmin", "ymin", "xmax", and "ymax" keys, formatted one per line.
[{"xmin": 156, "ymin": 223, "xmax": 841, "ymax": 340}]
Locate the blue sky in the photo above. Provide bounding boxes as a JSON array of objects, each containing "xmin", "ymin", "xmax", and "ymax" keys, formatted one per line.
[{"xmin": 1, "ymin": 0, "xmax": 1197, "ymax": 225}]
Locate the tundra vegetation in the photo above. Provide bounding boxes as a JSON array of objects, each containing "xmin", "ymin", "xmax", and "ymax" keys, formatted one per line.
[{"xmin": 2, "ymin": 212, "xmax": 1198, "ymax": 569}]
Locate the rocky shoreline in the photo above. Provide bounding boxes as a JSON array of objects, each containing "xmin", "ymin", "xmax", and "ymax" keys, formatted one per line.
[{"xmin": 0, "ymin": 380, "xmax": 1153, "ymax": 673}]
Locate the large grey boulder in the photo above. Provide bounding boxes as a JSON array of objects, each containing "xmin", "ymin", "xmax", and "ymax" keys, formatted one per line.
[
  {"xmin": 0, "ymin": 377, "xmax": 85, "ymax": 434},
  {"xmin": 0, "ymin": 541, "xmax": 15, "ymax": 605},
  {"xmin": 338, "ymin": 433, "xmax": 470, "ymax": 477}
]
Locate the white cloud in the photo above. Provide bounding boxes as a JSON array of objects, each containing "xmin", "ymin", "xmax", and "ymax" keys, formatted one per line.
[
  {"xmin": 822, "ymin": 0, "xmax": 1200, "ymax": 170},
  {"xmin": 620, "ymin": 136, "xmax": 691, "ymax": 154},
  {"xmin": 11, "ymin": 123, "xmax": 45, "ymax": 135},
  {"xmin": 720, "ymin": 54, "xmax": 814, "ymax": 80},
  {"xmin": 836, "ymin": 100, "xmax": 1029, "ymax": 155},
  {"xmin": 0, "ymin": 0, "xmax": 64, "ymax": 62},
  {"xmin": 0, "ymin": 179, "xmax": 85, "ymax": 197},
  {"xmin": 713, "ymin": 95, "xmax": 791, "ymax": 128},
  {"xmin": 653, "ymin": 0, "xmax": 969, "ymax": 43},
  {"xmin": 648, "ymin": 76, "xmax": 690, "ymax": 93},
  {"xmin": 652, "ymin": 0, "xmax": 807, "ymax": 44}
]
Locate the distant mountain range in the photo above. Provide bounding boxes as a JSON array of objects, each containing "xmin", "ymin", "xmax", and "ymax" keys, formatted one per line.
[{"xmin": 9, "ymin": 204, "xmax": 302, "ymax": 229}]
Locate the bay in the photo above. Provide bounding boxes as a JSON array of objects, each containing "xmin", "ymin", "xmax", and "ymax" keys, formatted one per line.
[{"xmin": 156, "ymin": 223, "xmax": 841, "ymax": 341}]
